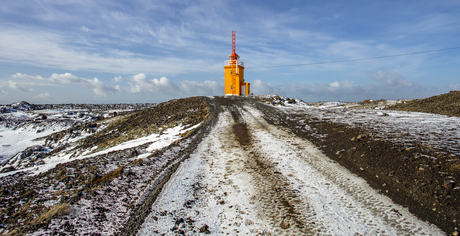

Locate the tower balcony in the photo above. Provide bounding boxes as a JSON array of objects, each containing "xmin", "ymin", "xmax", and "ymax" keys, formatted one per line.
[{"xmin": 224, "ymin": 60, "xmax": 244, "ymax": 67}]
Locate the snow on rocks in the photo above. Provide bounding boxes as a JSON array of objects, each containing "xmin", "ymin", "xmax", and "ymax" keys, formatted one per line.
[
  {"xmin": 22, "ymin": 124, "xmax": 204, "ymax": 235},
  {"xmin": 280, "ymin": 105, "xmax": 460, "ymax": 154},
  {"xmin": 0, "ymin": 102, "xmax": 156, "ymax": 164},
  {"xmin": 257, "ymin": 94, "xmax": 310, "ymax": 107},
  {"xmin": 0, "ymin": 118, "xmax": 74, "ymax": 162},
  {"xmin": 0, "ymin": 123, "xmax": 199, "ymax": 178}
]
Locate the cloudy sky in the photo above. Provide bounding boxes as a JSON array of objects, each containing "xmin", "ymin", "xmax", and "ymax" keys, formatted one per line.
[{"xmin": 1, "ymin": 0, "xmax": 459, "ymax": 104}]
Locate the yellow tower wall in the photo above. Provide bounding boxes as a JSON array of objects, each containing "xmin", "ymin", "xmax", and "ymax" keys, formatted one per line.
[{"xmin": 224, "ymin": 65, "xmax": 245, "ymax": 95}]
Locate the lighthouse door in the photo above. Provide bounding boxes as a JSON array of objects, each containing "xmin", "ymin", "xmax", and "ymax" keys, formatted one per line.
[{"xmin": 241, "ymin": 85, "xmax": 246, "ymax": 95}]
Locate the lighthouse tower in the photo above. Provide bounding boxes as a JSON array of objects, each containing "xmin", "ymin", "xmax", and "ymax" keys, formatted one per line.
[{"xmin": 224, "ymin": 31, "xmax": 250, "ymax": 95}]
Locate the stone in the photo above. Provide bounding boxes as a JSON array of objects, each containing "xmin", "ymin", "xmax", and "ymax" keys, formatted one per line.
[
  {"xmin": 443, "ymin": 180, "xmax": 455, "ymax": 190},
  {"xmin": 280, "ymin": 220, "xmax": 290, "ymax": 229},
  {"xmin": 200, "ymin": 224, "xmax": 211, "ymax": 234}
]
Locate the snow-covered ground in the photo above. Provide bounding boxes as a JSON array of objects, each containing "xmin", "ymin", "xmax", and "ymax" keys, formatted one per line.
[
  {"xmin": 279, "ymin": 104, "xmax": 460, "ymax": 154},
  {"xmin": 138, "ymin": 103, "xmax": 443, "ymax": 235},
  {"xmin": 0, "ymin": 114, "xmax": 74, "ymax": 162},
  {"xmin": 0, "ymin": 123, "xmax": 200, "ymax": 177},
  {"xmin": 0, "ymin": 123, "xmax": 63, "ymax": 161}
]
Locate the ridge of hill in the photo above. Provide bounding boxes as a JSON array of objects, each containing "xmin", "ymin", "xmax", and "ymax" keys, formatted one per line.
[{"xmin": 385, "ymin": 90, "xmax": 460, "ymax": 116}]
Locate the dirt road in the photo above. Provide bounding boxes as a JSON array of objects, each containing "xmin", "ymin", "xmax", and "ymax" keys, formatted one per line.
[{"xmin": 137, "ymin": 97, "xmax": 442, "ymax": 235}]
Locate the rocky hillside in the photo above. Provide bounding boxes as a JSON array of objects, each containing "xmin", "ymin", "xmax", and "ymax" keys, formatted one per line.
[
  {"xmin": 0, "ymin": 97, "xmax": 212, "ymax": 235},
  {"xmin": 385, "ymin": 90, "xmax": 460, "ymax": 117}
]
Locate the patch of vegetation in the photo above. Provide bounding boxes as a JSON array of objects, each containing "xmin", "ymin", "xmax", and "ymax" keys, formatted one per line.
[
  {"xmin": 32, "ymin": 204, "xmax": 70, "ymax": 225},
  {"xmin": 92, "ymin": 166, "xmax": 124, "ymax": 185}
]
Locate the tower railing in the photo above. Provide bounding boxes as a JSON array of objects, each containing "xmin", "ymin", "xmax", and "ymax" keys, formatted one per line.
[{"xmin": 224, "ymin": 60, "xmax": 244, "ymax": 67}]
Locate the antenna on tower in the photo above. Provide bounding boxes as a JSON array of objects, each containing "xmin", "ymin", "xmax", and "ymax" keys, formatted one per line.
[{"xmin": 232, "ymin": 30, "xmax": 236, "ymax": 54}]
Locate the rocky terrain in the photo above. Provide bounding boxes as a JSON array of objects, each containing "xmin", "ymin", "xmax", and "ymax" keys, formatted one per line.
[
  {"xmin": 0, "ymin": 93, "xmax": 458, "ymax": 235},
  {"xmin": 0, "ymin": 101, "xmax": 156, "ymax": 114},
  {"xmin": 0, "ymin": 98, "xmax": 211, "ymax": 235},
  {"xmin": 385, "ymin": 90, "xmax": 460, "ymax": 117}
]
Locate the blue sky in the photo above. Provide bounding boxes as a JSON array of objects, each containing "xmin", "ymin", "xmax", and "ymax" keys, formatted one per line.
[{"xmin": 1, "ymin": 0, "xmax": 459, "ymax": 104}]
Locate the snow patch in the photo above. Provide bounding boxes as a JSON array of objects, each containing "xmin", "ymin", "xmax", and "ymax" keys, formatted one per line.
[{"xmin": 0, "ymin": 123, "xmax": 200, "ymax": 177}]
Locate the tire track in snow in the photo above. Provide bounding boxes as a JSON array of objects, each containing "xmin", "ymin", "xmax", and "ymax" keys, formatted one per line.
[
  {"xmin": 241, "ymin": 104, "xmax": 443, "ymax": 235},
  {"xmin": 230, "ymin": 105, "xmax": 317, "ymax": 235}
]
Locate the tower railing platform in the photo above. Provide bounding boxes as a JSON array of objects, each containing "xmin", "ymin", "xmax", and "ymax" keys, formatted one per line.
[{"xmin": 224, "ymin": 60, "xmax": 244, "ymax": 67}]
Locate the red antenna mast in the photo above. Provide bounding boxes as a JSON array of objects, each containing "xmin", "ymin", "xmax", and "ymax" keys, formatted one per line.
[{"xmin": 232, "ymin": 30, "xmax": 236, "ymax": 54}]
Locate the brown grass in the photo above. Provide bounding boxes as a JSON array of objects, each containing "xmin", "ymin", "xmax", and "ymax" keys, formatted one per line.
[
  {"xmin": 92, "ymin": 166, "xmax": 124, "ymax": 185},
  {"xmin": 180, "ymin": 129, "xmax": 196, "ymax": 138},
  {"xmin": 32, "ymin": 203, "xmax": 70, "ymax": 225},
  {"xmin": 147, "ymin": 149, "xmax": 159, "ymax": 158},
  {"xmin": 451, "ymin": 163, "xmax": 460, "ymax": 171},
  {"xmin": 129, "ymin": 158, "xmax": 143, "ymax": 166},
  {"xmin": 11, "ymin": 203, "xmax": 32, "ymax": 218}
]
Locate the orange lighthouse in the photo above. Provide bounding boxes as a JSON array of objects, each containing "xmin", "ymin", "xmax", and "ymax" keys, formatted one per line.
[{"xmin": 224, "ymin": 31, "xmax": 250, "ymax": 95}]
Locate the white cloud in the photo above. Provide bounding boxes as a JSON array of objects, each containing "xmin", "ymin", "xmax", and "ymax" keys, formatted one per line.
[
  {"xmin": 81, "ymin": 26, "xmax": 89, "ymax": 32},
  {"xmin": 12, "ymin": 73, "xmax": 118, "ymax": 97},
  {"xmin": 86, "ymin": 77, "xmax": 118, "ymax": 97},
  {"xmin": 113, "ymin": 76, "xmax": 122, "ymax": 83},
  {"xmin": 250, "ymin": 71, "xmax": 426, "ymax": 101},
  {"xmin": 128, "ymin": 73, "xmax": 223, "ymax": 96},
  {"xmin": 290, "ymin": 80, "xmax": 363, "ymax": 97},
  {"xmin": 251, "ymin": 79, "xmax": 277, "ymax": 95},
  {"xmin": 129, "ymin": 73, "xmax": 180, "ymax": 95},
  {"xmin": 36, "ymin": 93, "xmax": 52, "ymax": 101},
  {"xmin": 180, "ymin": 80, "xmax": 223, "ymax": 95},
  {"xmin": 0, "ymin": 28, "xmax": 215, "ymax": 75},
  {"xmin": 50, "ymin": 73, "xmax": 82, "ymax": 84},
  {"xmin": 8, "ymin": 80, "xmax": 33, "ymax": 92},
  {"xmin": 9, "ymin": 72, "xmax": 222, "ymax": 97},
  {"xmin": 450, "ymin": 84, "xmax": 460, "ymax": 90},
  {"xmin": 128, "ymin": 83, "xmax": 142, "ymax": 94},
  {"xmin": 367, "ymin": 70, "xmax": 416, "ymax": 87},
  {"xmin": 12, "ymin": 73, "xmax": 46, "ymax": 81}
]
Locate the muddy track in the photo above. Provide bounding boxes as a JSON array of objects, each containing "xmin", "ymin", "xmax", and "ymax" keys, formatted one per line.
[{"xmin": 223, "ymin": 99, "xmax": 314, "ymax": 234}]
